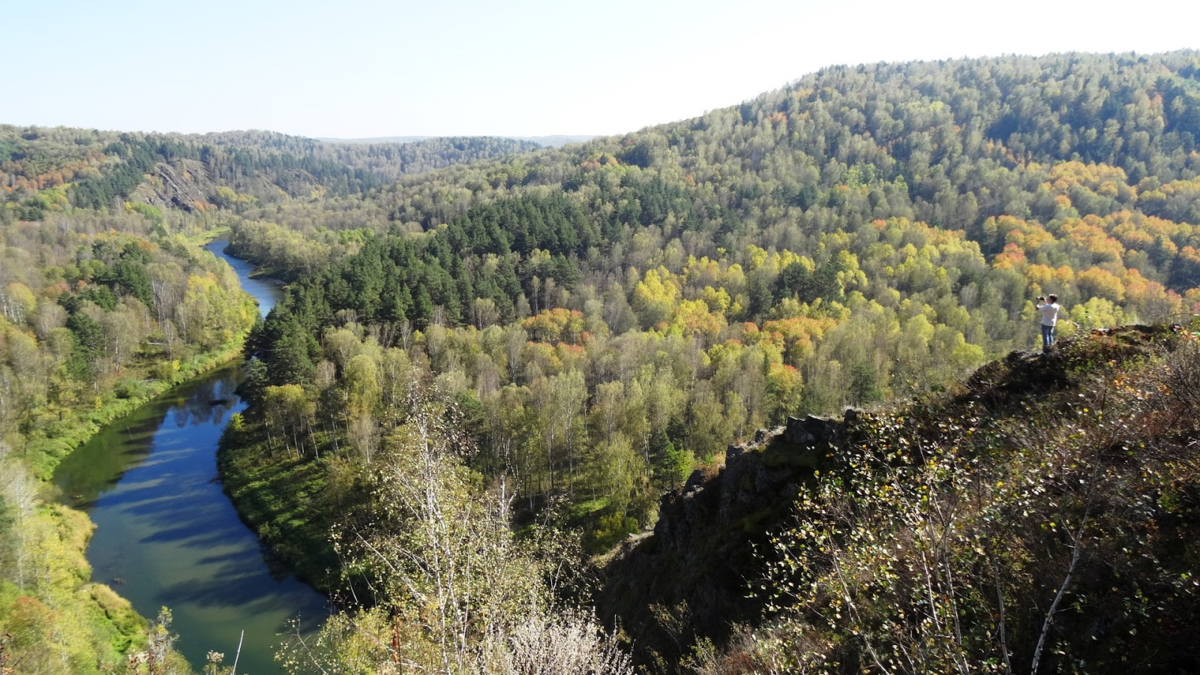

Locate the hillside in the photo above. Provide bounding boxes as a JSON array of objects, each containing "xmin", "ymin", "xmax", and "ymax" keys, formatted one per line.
[
  {"xmin": 231, "ymin": 51, "xmax": 1200, "ymax": 555},
  {"xmin": 320, "ymin": 134, "xmax": 595, "ymax": 148},
  {"xmin": 601, "ymin": 323, "xmax": 1200, "ymax": 671},
  {"xmin": 3, "ymin": 50, "xmax": 1200, "ymax": 673},
  {"xmin": 0, "ymin": 126, "xmax": 540, "ymax": 219},
  {"xmin": 209, "ymin": 52, "xmax": 1200, "ymax": 671}
]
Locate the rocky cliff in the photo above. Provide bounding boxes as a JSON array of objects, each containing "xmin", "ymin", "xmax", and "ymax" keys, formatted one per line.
[
  {"xmin": 599, "ymin": 411, "xmax": 859, "ymax": 664},
  {"xmin": 599, "ymin": 324, "xmax": 1200, "ymax": 670}
]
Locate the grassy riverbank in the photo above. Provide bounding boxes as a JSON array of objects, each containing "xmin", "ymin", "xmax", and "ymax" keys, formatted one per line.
[
  {"xmin": 0, "ymin": 339, "xmax": 250, "ymax": 675},
  {"xmin": 1, "ymin": 235, "xmax": 256, "ymax": 674},
  {"xmin": 217, "ymin": 422, "xmax": 347, "ymax": 595},
  {"xmin": 23, "ymin": 338, "xmax": 249, "ymax": 480},
  {"xmin": 0, "ymin": 501, "xmax": 152, "ymax": 672}
]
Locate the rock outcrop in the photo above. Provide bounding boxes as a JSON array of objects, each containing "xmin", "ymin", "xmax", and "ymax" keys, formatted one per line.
[
  {"xmin": 130, "ymin": 159, "xmax": 217, "ymax": 212},
  {"xmin": 600, "ymin": 323, "xmax": 1198, "ymax": 669},
  {"xmin": 599, "ymin": 410, "xmax": 860, "ymax": 665}
]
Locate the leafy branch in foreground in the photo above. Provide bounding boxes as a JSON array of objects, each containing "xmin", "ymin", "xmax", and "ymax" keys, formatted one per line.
[{"xmin": 277, "ymin": 388, "xmax": 632, "ymax": 674}]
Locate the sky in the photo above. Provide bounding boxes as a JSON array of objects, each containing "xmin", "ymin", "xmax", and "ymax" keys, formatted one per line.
[{"xmin": 3, "ymin": 0, "xmax": 1198, "ymax": 139}]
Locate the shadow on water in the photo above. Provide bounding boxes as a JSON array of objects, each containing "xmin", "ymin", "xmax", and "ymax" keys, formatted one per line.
[{"xmin": 51, "ymin": 243, "xmax": 328, "ymax": 674}]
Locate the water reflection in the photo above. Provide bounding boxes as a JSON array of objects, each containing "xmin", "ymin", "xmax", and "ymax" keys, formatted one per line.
[
  {"xmin": 204, "ymin": 239, "xmax": 284, "ymax": 317},
  {"xmin": 51, "ymin": 246, "xmax": 327, "ymax": 674}
]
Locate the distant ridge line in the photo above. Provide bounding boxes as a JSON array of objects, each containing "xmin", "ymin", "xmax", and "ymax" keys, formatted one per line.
[{"xmin": 317, "ymin": 134, "xmax": 596, "ymax": 148}]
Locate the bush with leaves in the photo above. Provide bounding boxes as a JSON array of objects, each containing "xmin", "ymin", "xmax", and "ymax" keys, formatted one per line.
[{"xmin": 277, "ymin": 389, "xmax": 632, "ymax": 674}]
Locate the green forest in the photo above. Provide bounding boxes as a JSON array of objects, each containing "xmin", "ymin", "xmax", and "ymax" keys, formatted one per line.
[
  {"xmin": 0, "ymin": 219, "xmax": 258, "ymax": 670},
  {"xmin": 3, "ymin": 50, "xmax": 1200, "ymax": 674}
]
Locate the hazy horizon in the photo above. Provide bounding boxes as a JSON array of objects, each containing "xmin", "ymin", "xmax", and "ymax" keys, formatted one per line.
[{"xmin": 0, "ymin": 124, "xmax": 598, "ymax": 146}]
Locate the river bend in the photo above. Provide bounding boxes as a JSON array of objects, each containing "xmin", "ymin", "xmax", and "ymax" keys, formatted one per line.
[{"xmin": 53, "ymin": 240, "xmax": 327, "ymax": 674}]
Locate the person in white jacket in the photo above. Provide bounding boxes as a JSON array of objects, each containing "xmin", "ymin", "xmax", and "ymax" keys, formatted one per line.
[{"xmin": 1036, "ymin": 294, "xmax": 1062, "ymax": 350}]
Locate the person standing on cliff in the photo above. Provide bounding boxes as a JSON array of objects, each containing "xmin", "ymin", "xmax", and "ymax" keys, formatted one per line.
[{"xmin": 1036, "ymin": 294, "xmax": 1062, "ymax": 351}]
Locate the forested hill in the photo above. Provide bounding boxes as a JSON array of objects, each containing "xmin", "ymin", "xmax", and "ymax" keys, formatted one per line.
[
  {"xmin": 212, "ymin": 51, "xmax": 1200, "ymax": 672},
  {"xmin": 320, "ymin": 134, "xmax": 596, "ymax": 148},
  {"xmin": 0, "ymin": 126, "xmax": 540, "ymax": 218},
  {"xmin": 231, "ymin": 51, "xmax": 1200, "ymax": 302},
  {"xmin": 239, "ymin": 51, "xmax": 1200, "ymax": 414},
  {"xmin": 4, "ymin": 50, "xmax": 1200, "ymax": 673}
]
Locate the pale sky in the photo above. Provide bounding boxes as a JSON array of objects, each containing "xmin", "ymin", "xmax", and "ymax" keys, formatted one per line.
[{"xmin": 3, "ymin": 0, "xmax": 1198, "ymax": 139}]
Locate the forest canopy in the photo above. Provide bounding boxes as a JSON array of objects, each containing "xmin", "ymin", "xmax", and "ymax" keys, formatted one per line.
[
  {"xmin": 234, "ymin": 51, "xmax": 1200, "ymax": 535},
  {"xmin": 3, "ymin": 49, "xmax": 1200, "ymax": 674}
]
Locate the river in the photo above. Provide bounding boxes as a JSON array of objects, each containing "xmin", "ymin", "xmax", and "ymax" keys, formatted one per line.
[{"xmin": 52, "ymin": 240, "xmax": 328, "ymax": 674}]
